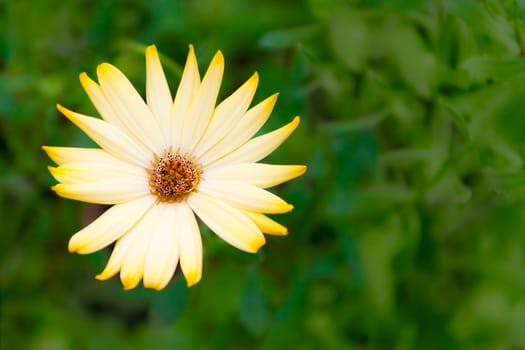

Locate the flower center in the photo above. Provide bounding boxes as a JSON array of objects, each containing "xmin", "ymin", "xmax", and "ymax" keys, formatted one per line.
[{"xmin": 149, "ymin": 152, "xmax": 200, "ymax": 202}]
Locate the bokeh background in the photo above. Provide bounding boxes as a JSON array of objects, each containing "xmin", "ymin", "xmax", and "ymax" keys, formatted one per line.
[{"xmin": 3, "ymin": 0, "xmax": 525, "ymax": 348}]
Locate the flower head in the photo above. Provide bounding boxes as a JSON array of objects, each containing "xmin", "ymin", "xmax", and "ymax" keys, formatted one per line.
[{"xmin": 43, "ymin": 45, "xmax": 306, "ymax": 290}]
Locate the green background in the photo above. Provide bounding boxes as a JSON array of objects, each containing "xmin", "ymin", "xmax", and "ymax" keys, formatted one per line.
[{"xmin": 3, "ymin": 0, "xmax": 525, "ymax": 348}]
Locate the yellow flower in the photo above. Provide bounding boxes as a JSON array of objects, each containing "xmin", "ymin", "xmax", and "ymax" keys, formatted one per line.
[{"xmin": 43, "ymin": 45, "xmax": 306, "ymax": 290}]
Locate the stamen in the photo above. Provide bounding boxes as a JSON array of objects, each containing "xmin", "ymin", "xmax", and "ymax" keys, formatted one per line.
[{"xmin": 149, "ymin": 151, "xmax": 200, "ymax": 202}]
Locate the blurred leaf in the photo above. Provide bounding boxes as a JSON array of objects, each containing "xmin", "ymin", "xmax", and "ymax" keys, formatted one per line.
[
  {"xmin": 460, "ymin": 56, "xmax": 525, "ymax": 85},
  {"xmin": 357, "ymin": 216, "xmax": 405, "ymax": 313},
  {"xmin": 238, "ymin": 270, "xmax": 270, "ymax": 337},
  {"xmin": 258, "ymin": 26, "xmax": 317, "ymax": 50},
  {"xmin": 328, "ymin": 7, "xmax": 368, "ymax": 71},
  {"xmin": 382, "ymin": 23, "xmax": 437, "ymax": 97},
  {"xmin": 329, "ymin": 131, "xmax": 378, "ymax": 187},
  {"xmin": 425, "ymin": 174, "xmax": 472, "ymax": 204},
  {"xmin": 327, "ymin": 185, "xmax": 415, "ymax": 220},
  {"xmin": 321, "ymin": 114, "xmax": 385, "ymax": 133},
  {"xmin": 485, "ymin": 170, "xmax": 525, "ymax": 198},
  {"xmin": 307, "ymin": 0, "xmax": 348, "ymax": 19},
  {"xmin": 444, "ymin": 0, "xmax": 519, "ymax": 55},
  {"xmin": 149, "ymin": 278, "xmax": 190, "ymax": 324},
  {"xmin": 439, "ymin": 98, "xmax": 470, "ymax": 140},
  {"xmin": 262, "ymin": 278, "xmax": 307, "ymax": 350}
]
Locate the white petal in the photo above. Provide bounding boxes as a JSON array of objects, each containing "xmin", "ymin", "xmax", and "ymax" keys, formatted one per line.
[
  {"xmin": 69, "ymin": 196, "xmax": 156, "ymax": 254},
  {"xmin": 96, "ymin": 213, "xmax": 147, "ymax": 281},
  {"xmin": 242, "ymin": 210, "xmax": 288, "ymax": 236},
  {"xmin": 42, "ymin": 146, "xmax": 116, "ymax": 166},
  {"xmin": 119, "ymin": 204, "xmax": 164, "ymax": 289},
  {"xmin": 48, "ymin": 160, "xmax": 147, "ymax": 184},
  {"xmin": 52, "ymin": 180, "xmax": 150, "ymax": 205},
  {"xmin": 181, "ymin": 50, "xmax": 224, "ymax": 152},
  {"xmin": 205, "ymin": 163, "xmax": 307, "ymax": 188},
  {"xmin": 143, "ymin": 203, "xmax": 179, "ymax": 290},
  {"xmin": 193, "ymin": 73, "xmax": 258, "ymax": 158},
  {"xmin": 205, "ymin": 116, "xmax": 300, "ymax": 169},
  {"xmin": 146, "ymin": 45, "xmax": 172, "ymax": 144},
  {"xmin": 198, "ymin": 93, "xmax": 278, "ymax": 165},
  {"xmin": 198, "ymin": 180, "xmax": 293, "ymax": 214},
  {"xmin": 79, "ymin": 73, "xmax": 128, "ymax": 133},
  {"xmin": 56, "ymin": 104, "xmax": 151, "ymax": 167},
  {"xmin": 187, "ymin": 192, "xmax": 265, "ymax": 253},
  {"xmin": 171, "ymin": 45, "xmax": 201, "ymax": 148},
  {"xmin": 97, "ymin": 63, "xmax": 165, "ymax": 154},
  {"xmin": 175, "ymin": 203, "xmax": 202, "ymax": 286}
]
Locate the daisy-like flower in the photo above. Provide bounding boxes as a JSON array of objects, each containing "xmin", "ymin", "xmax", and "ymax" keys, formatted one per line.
[{"xmin": 43, "ymin": 45, "xmax": 306, "ymax": 290}]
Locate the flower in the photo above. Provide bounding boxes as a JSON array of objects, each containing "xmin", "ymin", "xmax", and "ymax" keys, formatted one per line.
[{"xmin": 43, "ymin": 45, "xmax": 306, "ymax": 290}]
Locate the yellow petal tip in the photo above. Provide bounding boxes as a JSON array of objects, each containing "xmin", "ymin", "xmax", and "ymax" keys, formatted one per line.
[
  {"xmin": 248, "ymin": 237, "xmax": 266, "ymax": 253},
  {"xmin": 185, "ymin": 271, "xmax": 202, "ymax": 287},
  {"xmin": 299, "ymin": 165, "xmax": 307, "ymax": 174},
  {"xmin": 95, "ymin": 269, "xmax": 114, "ymax": 281},
  {"xmin": 121, "ymin": 277, "xmax": 140, "ymax": 290},
  {"xmin": 271, "ymin": 227, "xmax": 288, "ymax": 236},
  {"xmin": 187, "ymin": 45, "xmax": 197, "ymax": 63},
  {"xmin": 211, "ymin": 50, "xmax": 224, "ymax": 66},
  {"xmin": 67, "ymin": 233, "xmax": 85, "ymax": 253},
  {"xmin": 96, "ymin": 62, "xmax": 114, "ymax": 76},
  {"xmin": 267, "ymin": 93, "xmax": 279, "ymax": 108},
  {"xmin": 146, "ymin": 45, "xmax": 160, "ymax": 61},
  {"xmin": 251, "ymin": 72, "xmax": 259, "ymax": 83},
  {"xmin": 78, "ymin": 72, "xmax": 97, "ymax": 88},
  {"xmin": 56, "ymin": 104, "xmax": 73, "ymax": 119},
  {"xmin": 143, "ymin": 281, "xmax": 165, "ymax": 291}
]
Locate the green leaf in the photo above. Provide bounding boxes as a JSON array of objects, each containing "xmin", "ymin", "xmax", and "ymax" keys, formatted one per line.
[
  {"xmin": 328, "ymin": 7, "xmax": 368, "ymax": 71},
  {"xmin": 460, "ymin": 56, "xmax": 525, "ymax": 85},
  {"xmin": 149, "ymin": 278, "xmax": 190, "ymax": 323},
  {"xmin": 258, "ymin": 26, "xmax": 317, "ymax": 50},
  {"xmin": 439, "ymin": 98, "xmax": 470, "ymax": 140},
  {"xmin": 307, "ymin": 0, "xmax": 349, "ymax": 19},
  {"xmin": 238, "ymin": 270, "xmax": 270, "ymax": 337},
  {"xmin": 485, "ymin": 170, "xmax": 525, "ymax": 197},
  {"xmin": 381, "ymin": 23, "xmax": 438, "ymax": 97}
]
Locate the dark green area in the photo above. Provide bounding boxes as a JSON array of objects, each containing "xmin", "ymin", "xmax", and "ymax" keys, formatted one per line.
[{"xmin": 3, "ymin": 0, "xmax": 525, "ymax": 348}]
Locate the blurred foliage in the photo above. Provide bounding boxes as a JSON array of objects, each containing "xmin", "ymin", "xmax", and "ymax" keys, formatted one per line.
[{"xmin": 3, "ymin": 0, "xmax": 525, "ymax": 349}]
